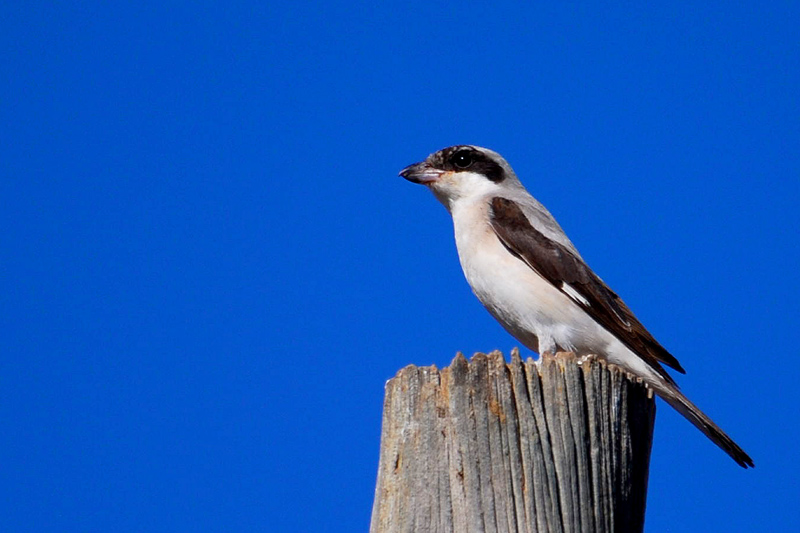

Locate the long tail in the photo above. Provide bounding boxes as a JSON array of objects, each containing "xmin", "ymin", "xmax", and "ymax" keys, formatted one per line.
[{"xmin": 651, "ymin": 381, "xmax": 754, "ymax": 468}]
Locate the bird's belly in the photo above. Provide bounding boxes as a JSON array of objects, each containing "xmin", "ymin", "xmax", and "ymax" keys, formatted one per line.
[{"xmin": 457, "ymin": 230, "xmax": 607, "ymax": 355}]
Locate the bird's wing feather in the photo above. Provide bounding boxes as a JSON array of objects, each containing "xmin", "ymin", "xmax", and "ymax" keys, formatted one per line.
[{"xmin": 489, "ymin": 196, "xmax": 685, "ymax": 375}]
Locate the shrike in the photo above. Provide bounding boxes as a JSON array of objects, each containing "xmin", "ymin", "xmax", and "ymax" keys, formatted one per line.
[{"xmin": 400, "ymin": 145, "xmax": 753, "ymax": 468}]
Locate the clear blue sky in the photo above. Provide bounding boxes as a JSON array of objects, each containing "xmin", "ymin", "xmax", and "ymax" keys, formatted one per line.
[{"xmin": 2, "ymin": 2, "xmax": 798, "ymax": 531}]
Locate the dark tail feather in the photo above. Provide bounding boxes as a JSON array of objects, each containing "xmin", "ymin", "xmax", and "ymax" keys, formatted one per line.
[{"xmin": 653, "ymin": 383, "xmax": 754, "ymax": 468}]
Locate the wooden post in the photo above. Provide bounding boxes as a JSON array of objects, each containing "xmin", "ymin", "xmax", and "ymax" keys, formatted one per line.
[{"xmin": 370, "ymin": 350, "xmax": 656, "ymax": 533}]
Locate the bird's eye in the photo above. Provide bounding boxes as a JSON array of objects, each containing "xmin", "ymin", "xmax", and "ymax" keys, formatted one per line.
[{"xmin": 451, "ymin": 150, "xmax": 474, "ymax": 169}]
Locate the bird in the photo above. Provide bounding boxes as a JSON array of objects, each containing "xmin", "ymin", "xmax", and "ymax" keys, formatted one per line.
[{"xmin": 399, "ymin": 144, "xmax": 753, "ymax": 468}]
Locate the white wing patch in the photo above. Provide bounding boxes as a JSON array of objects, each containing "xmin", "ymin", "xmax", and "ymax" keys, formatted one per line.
[{"xmin": 561, "ymin": 282, "xmax": 590, "ymax": 307}]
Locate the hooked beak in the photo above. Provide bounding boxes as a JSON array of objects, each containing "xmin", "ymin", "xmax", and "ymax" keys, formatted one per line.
[{"xmin": 399, "ymin": 161, "xmax": 443, "ymax": 184}]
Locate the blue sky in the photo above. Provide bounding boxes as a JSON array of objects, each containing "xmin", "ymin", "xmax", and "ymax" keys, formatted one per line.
[{"xmin": 2, "ymin": 2, "xmax": 798, "ymax": 531}]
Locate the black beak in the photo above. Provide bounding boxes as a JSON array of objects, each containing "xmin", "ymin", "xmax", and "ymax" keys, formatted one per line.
[{"xmin": 399, "ymin": 161, "xmax": 442, "ymax": 184}]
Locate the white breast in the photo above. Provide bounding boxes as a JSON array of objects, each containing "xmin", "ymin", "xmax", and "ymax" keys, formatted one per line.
[{"xmin": 449, "ymin": 197, "xmax": 615, "ymax": 357}]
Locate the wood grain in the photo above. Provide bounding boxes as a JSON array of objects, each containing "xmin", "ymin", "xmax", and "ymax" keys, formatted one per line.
[{"xmin": 370, "ymin": 350, "xmax": 655, "ymax": 533}]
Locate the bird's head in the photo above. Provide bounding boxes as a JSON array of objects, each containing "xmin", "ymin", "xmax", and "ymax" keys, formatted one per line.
[{"xmin": 399, "ymin": 145, "xmax": 521, "ymax": 209}]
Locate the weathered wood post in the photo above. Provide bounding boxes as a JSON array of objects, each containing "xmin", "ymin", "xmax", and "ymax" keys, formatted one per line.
[{"xmin": 370, "ymin": 350, "xmax": 656, "ymax": 533}]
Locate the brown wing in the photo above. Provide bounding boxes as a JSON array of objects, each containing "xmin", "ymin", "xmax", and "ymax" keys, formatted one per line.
[{"xmin": 489, "ymin": 196, "xmax": 685, "ymax": 376}]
